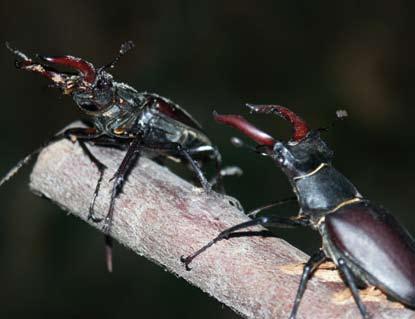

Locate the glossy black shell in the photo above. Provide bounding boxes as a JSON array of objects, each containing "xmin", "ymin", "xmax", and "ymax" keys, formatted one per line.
[
  {"xmin": 294, "ymin": 165, "xmax": 359, "ymax": 213},
  {"xmin": 324, "ymin": 201, "xmax": 415, "ymax": 306}
]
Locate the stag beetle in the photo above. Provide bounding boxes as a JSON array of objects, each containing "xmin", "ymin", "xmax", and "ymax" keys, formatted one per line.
[
  {"xmin": 4, "ymin": 41, "xmax": 239, "ymax": 271},
  {"xmin": 181, "ymin": 104, "xmax": 415, "ymax": 318}
]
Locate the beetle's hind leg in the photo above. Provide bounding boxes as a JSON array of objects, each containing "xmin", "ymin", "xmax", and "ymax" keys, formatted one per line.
[
  {"xmin": 289, "ymin": 250, "xmax": 327, "ymax": 319},
  {"xmin": 183, "ymin": 145, "xmax": 242, "ymax": 193},
  {"xmin": 205, "ymin": 146, "xmax": 242, "ymax": 194},
  {"xmin": 337, "ymin": 258, "xmax": 370, "ymax": 318},
  {"xmin": 141, "ymin": 142, "xmax": 213, "ymax": 192}
]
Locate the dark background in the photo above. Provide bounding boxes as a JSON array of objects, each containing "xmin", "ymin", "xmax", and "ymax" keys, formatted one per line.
[{"xmin": 1, "ymin": 1, "xmax": 415, "ymax": 318}]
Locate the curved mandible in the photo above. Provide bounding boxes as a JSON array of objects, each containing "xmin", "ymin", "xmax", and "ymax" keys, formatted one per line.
[
  {"xmin": 213, "ymin": 111, "xmax": 275, "ymax": 146},
  {"xmin": 246, "ymin": 104, "xmax": 310, "ymax": 141},
  {"xmin": 39, "ymin": 55, "xmax": 96, "ymax": 83},
  {"xmin": 6, "ymin": 42, "xmax": 66, "ymax": 83}
]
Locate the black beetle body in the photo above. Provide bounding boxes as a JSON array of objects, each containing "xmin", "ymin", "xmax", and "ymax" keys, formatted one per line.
[
  {"xmin": 182, "ymin": 104, "xmax": 415, "ymax": 318},
  {"xmin": 4, "ymin": 42, "xmax": 239, "ymax": 271}
]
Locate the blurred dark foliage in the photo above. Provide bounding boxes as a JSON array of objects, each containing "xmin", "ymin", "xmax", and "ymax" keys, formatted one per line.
[{"xmin": 1, "ymin": 1, "xmax": 415, "ymax": 318}]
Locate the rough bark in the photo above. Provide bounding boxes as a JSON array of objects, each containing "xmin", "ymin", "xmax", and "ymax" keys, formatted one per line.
[{"xmin": 29, "ymin": 134, "xmax": 415, "ymax": 319}]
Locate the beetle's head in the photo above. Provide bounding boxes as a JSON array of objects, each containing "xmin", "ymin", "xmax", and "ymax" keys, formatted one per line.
[
  {"xmin": 6, "ymin": 41, "xmax": 134, "ymax": 116},
  {"xmin": 214, "ymin": 104, "xmax": 334, "ymax": 178}
]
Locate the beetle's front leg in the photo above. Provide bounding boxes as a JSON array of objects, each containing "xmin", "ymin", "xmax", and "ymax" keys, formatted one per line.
[
  {"xmin": 0, "ymin": 127, "xmax": 102, "ymax": 188},
  {"xmin": 98, "ymin": 136, "xmax": 143, "ymax": 272},
  {"xmin": 60, "ymin": 128, "xmax": 108, "ymax": 222},
  {"xmin": 181, "ymin": 215, "xmax": 309, "ymax": 270},
  {"xmin": 102, "ymin": 136, "xmax": 142, "ymax": 234},
  {"xmin": 76, "ymin": 141, "xmax": 106, "ymax": 222},
  {"xmin": 187, "ymin": 145, "xmax": 242, "ymax": 193}
]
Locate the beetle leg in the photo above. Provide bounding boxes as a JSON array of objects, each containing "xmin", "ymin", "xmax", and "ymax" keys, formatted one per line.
[
  {"xmin": 181, "ymin": 215, "xmax": 309, "ymax": 270},
  {"xmin": 209, "ymin": 146, "xmax": 226, "ymax": 193},
  {"xmin": 0, "ymin": 135, "xmax": 63, "ymax": 188},
  {"xmin": 0, "ymin": 127, "xmax": 106, "ymax": 228},
  {"xmin": 141, "ymin": 142, "xmax": 212, "ymax": 192},
  {"xmin": 337, "ymin": 258, "xmax": 369, "ymax": 319},
  {"xmin": 77, "ymin": 141, "xmax": 106, "ymax": 222},
  {"xmin": 196, "ymin": 145, "xmax": 225, "ymax": 192},
  {"xmin": 178, "ymin": 147, "xmax": 211, "ymax": 192},
  {"xmin": 103, "ymin": 137, "xmax": 142, "ymax": 234},
  {"xmin": 288, "ymin": 250, "xmax": 327, "ymax": 319},
  {"xmin": 186, "ymin": 145, "xmax": 242, "ymax": 193},
  {"xmin": 57, "ymin": 128, "xmax": 111, "ymax": 222},
  {"xmin": 101, "ymin": 136, "xmax": 143, "ymax": 272},
  {"xmin": 0, "ymin": 127, "xmax": 102, "ymax": 188}
]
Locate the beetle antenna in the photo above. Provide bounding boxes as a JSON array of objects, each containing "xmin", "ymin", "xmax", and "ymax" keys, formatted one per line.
[
  {"xmin": 317, "ymin": 109, "xmax": 348, "ymax": 133},
  {"xmin": 100, "ymin": 41, "xmax": 135, "ymax": 71}
]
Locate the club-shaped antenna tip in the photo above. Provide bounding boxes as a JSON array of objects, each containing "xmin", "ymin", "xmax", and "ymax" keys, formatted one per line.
[
  {"xmin": 230, "ymin": 137, "xmax": 244, "ymax": 147},
  {"xmin": 336, "ymin": 109, "xmax": 348, "ymax": 119},
  {"xmin": 120, "ymin": 40, "xmax": 135, "ymax": 54}
]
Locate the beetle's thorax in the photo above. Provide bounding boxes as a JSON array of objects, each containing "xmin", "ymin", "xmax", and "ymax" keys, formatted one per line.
[{"xmin": 273, "ymin": 131, "xmax": 362, "ymax": 216}]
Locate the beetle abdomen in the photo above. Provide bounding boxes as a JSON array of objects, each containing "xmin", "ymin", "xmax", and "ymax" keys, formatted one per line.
[{"xmin": 325, "ymin": 201, "xmax": 415, "ymax": 306}]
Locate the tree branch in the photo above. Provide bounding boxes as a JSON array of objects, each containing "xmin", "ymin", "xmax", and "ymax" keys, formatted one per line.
[{"xmin": 29, "ymin": 130, "xmax": 415, "ymax": 319}]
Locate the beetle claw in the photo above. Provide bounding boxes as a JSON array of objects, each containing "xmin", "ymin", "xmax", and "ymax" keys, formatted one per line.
[{"xmin": 180, "ymin": 255, "xmax": 193, "ymax": 271}]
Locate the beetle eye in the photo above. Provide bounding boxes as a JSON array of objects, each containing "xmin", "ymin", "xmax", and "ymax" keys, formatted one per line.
[
  {"xmin": 276, "ymin": 153, "xmax": 286, "ymax": 165},
  {"xmin": 95, "ymin": 78, "xmax": 112, "ymax": 91}
]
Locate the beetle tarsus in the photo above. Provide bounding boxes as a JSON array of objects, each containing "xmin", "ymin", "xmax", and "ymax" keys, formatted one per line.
[{"xmin": 180, "ymin": 255, "xmax": 194, "ymax": 271}]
